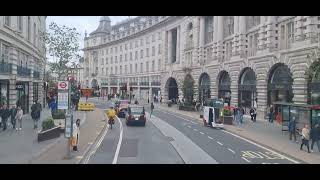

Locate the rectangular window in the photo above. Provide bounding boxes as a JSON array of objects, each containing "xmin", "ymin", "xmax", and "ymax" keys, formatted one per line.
[
  {"xmin": 115, "ymin": 46, "xmax": 118, "ymax": 53},
  {"xmin": 125, "ymin": 54, "xmax": 127, "ymax": 61},
  {"xmin": 106, "ymin": 58, "xmax": 108, "ymax": 64},
  {"xmin": 96, "ymin": 67, "xmax": 99, "ymax": 74},
  {"xmin": 171, "ymin": 28, "xmax": 177, "ymax": 63},
  {"xmin": 27, "ymin": 16, "xmax": 31, "ymax": 41},
  {"xmin": 102, "ymin": 68, "xmax": 104, "ymax": 75},
  {"xmin": 34, "ymin": 23, "xmax": 36, "ymax": 45},
  {"xmin": 152, "ymin": 46, "xmax": 155, "ymax": 56},
  {"xmin": 130, "ymin": 64, "xmax": 132, "ymax": 74},
  {"xmin": 140, "ymin": 39, "xmax": 143, "ymax": 46},
  {"xmin": 102, "ymin": 49, "xmax": 104, "ymax": 56},
  {"xmin": 101, "ymin": 58, "xmax": 104, "ymax": 65},
  {"xmin": 146, "ymin": 36, "xmax": 149, "ymax": 44},
  {"xmin": 135, "ymin": 51, "xmax": 138, "ymax": 60},
  {"xmin": 120, "ymin": 55, "xmax": 123, "ymax": 62},
  {"xmin": 140, "ymin": 63, "xmax": 143, "ymax": 73},
  {"xmin": 111, "ymin": 57, "xmax": 113, "ymax": 64},
  {"xmin": 158, "ymin": 32, "xmax": 161, "ymax": 40},
  {"xmin": 106, "ymin": 48, "xmax": 108, "ymax": 54},
  {"xmin": 120, "ymin": 45, "xmax": 122, "ymax": 51},
  {"xmin": 130, "ymin": 42, "xmax": 133, "ymax": 49},
  {"xmin": 152, "ymin": 60, "xmax": 155, "ymax": 72},
  {"xmin": 152, "ymin": 34, "xmax": 155, "ymax": 42},
  {"xmin": 135, "ymin": 40, "xmax": 138, "ymax": 48},
  {"xmin": 4, "ymin": 16, "xmax": 10, "ymax": 26},
  {"xmin": 115, "ymin": 66, "xmax": 118, "ymax": 74},
  {"xmin": 146, "ymin": 48, "xmax": 149, "ymax": 57},
  {"xmin": 120, "ymin": 66, "xmax": 122, "ymax": 74},
  {"xmin": 146, "ymin": 62, "xmax": 149, "ymax": 72},
  {"xmin": 130, "ymin": 52, "xmax": 133, "ymax": 61},
  {"xmin": 125, "ymin": 44, "xmax": 127, "ymax": 50},
  {"xmin": 115, "ymin": 56, "xmax": 118, "ymax": 63},
  {"xmin": 125, "ymin": 65, "xmax": 127, "ymax": 74},
  {"xmin": 111, "ymin": 67, "xmax": 113, "ymax": 74},
  {"xmin": 18, "ymin": 16, "xmax": 23, "ymax": 32},
  {"xmin": 135, "ymin": 63, "xmax": 138, "ymax": 73},
  {"xmin": 140, "ymin": 50, "xmax": 143, "ymax": 58},
  {"xmin": 158, "ymin": 59, "xmax": 161, "ymax": 71},
  {"xmin": 1, "ymin": 44, "xmax": 10, "ymax": 62},
  {"xmin": 106, "ymin": 67, "xmax": 108, "ymax": 75}
]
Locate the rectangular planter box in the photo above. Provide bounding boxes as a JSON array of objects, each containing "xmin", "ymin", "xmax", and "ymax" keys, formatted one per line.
[
  {"xmin": 223, "ymin": 116, "xmax": 233, "ymax": 125},
  {"xmin": 38, "ymin": 126, "xmax": 61, "ymax": 142}
]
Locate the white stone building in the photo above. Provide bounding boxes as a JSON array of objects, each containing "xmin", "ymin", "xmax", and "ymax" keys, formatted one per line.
[
  {"xmin": 0, "ymin": 16, "xmax": 46, "ymax": 114},
  {"xmin": 83, "ymin": 16, "xmax": 320, "ymax": 120}
]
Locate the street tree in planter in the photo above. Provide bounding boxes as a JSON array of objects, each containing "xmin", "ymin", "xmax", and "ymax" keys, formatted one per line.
[{"xmin": 180, "ymin": 74, "xmax": 195, "ymax": 111}]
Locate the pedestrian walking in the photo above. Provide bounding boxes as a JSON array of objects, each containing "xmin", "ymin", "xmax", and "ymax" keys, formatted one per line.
[
  {"xmin": 239, "ymin": 107, "xmax": 244, "ymax": 124},
  {"xmin": 31, "ymin": 100, "xmax": 42, "ymax": 129},
  {"xmin": 289, "ymin": 116, "xmax": 298, "ymax": 143},
  {"xmin": 300, "ymin": 124, "xmax": 310, "ymax": 153},
  {"xmin": 250, "ymin": 107, "xmax": 256, "ymax": 122},
  {"xmin": 150, "ymin": 102, "xmax": 154, "ymax": 118},
  {"xmin": 269, "ymin": 106, "xmax": 274, "ymax": 123},
  {"xmin": 235, "ymin": 108, "xmax": 241, "ymax": 125},
  {"xmin": 72, "ymin": 119, "xmax": 80, "ymax": 151},
  {"xmin": 1, "ymin": 105, "xmax": 10, "ymax": 131},
  {"xmin": 0, "ymin": 105, "xmax": 3, "ymax": 128},
  {"xmin": 310, "ymin": 123, "xmax": 320, "ymax": 152},
  {"xmin": 10, "ymin": 105, "xmax": 17, "ymax": 129},
  {"xmin": 15, "ymin": 106, "xmax": 23, "ymax": 131},
  {"xmin": 160, "ymin": 96, "xmax": 162, "ymax": 104}
]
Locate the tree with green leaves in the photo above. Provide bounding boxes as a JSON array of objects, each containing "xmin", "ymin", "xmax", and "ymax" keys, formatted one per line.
[
  {"xmin": 307, "ymin": 58, "xmax": 320, "ymax": 82},
  {"xmin": 41, "ymin": 22, "xmax": 81, "ymax": 81},
  {"xmin": 182, "ymin": 74, "xmax": 195, "ymax": 105}
]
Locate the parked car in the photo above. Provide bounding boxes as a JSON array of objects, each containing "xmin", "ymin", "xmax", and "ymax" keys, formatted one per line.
[
  {"xmin": 125, "ymin": 105, "xmax": 146, "ymax": 126},
  {"xmin": 118, "ymin": 100, "xmax": 130, "ymax": 118}
]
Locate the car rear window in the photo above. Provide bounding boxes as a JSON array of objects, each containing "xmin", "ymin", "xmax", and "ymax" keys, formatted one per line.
[{"xmin": 130, "ymin": 107, "xmax": 144, "ymax": 114}]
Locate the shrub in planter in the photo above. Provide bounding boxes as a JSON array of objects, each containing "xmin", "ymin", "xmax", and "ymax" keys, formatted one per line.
[
  {"xmin": 42, "ymin": 118, "xmax": 55, "ymax": 131},
  {"xmin": 223, "ymin": 109, "xmax": 232, "ymax": 116},
  {"xmin": 52, "ymin": 109, "xmax": 66, "ymax": 119}
]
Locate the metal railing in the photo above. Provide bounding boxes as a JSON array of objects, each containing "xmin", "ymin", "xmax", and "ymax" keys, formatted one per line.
[
  {"xmin": 0, "ymin": 62, "xmax": 12, "ymax": 74},
  {"xmin": 33, "ymin": 71, "xmax": 40, "ymax": 79},
  {"xmin": 17, "ymin": 66, "xmax": 31, "ymax": 77}
]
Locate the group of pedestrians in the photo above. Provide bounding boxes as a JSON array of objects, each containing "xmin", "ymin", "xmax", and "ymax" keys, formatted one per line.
[
  {"xmin": 0, "ymin": 105, "xmax": 23, "ymax": 131},
  {"xmin": 233, "ymin": 106, "xmax": 245, "ymax": 124}
]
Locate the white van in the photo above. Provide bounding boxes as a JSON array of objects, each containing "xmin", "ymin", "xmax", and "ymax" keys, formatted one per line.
[{"xmin": 203, "ymin": 106, "xmax": 224, "ymax": 129}]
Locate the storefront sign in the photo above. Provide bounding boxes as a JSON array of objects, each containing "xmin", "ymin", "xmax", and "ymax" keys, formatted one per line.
[
  {"xmin": 58, "ymin": 92, "xmax": 69, "ymax": 110},
  {"xmin": 16, "ymin": 84, "xmax": 24, "ymax": 90}
]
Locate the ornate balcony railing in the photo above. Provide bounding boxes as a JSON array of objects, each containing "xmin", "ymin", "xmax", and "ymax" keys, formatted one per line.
[
  {"xmin": 17, "ymin": 66, "xmax": 31, "ymax": 77},
  {"xmin": 0, "ymin": 62, "xmax": 12, "ymax": 74},
  {"xmin": 33, "ymin": 71, "xmax": 40, "ymax": 79}
]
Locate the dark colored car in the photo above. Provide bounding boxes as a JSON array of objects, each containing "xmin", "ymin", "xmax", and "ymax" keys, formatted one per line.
[
  {"xmin": 126, "ymin": 105, "xmax": 146, "ymax": 126},
  {"xmin": 117, "ymin": 100, "xmax": 130, "ymax": 118}
]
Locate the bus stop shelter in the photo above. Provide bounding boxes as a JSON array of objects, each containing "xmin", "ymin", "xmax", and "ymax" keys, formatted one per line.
[{"xmin": 273, "ymin": 102, "xmax": 320, "ymax": 133}]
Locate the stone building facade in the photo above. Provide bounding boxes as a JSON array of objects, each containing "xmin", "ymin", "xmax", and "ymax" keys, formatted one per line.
[
  {"xmin": 83, "ymin": 16, "xmax": 320, "ymax": 120},
  {"xmin": 0, "ymin": 16, "xmax": 46, "ymax": 114}
]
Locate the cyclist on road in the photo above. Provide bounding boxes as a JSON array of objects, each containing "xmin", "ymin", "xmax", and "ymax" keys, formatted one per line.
[{"xmin": 106, "ymin": 106, "xmax": 116, "ymax": 125}]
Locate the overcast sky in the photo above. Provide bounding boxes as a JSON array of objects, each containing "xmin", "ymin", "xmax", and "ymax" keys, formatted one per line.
[{"xmin": 46, "ymin": 16, "xmax": 136, "ymax": 62}]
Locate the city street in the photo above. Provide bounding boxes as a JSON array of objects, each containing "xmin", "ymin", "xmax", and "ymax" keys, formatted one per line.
[{"xmin": 80, "ymin": 99, "xmax": 302, "ymax": 164}]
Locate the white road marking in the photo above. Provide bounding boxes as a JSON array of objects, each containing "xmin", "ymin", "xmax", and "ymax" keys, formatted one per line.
[
  {"xmin": 160, "ymin": 110, "xmax": 201, "ymax": 125},
  {"xmin": 242, "ymin": 157, "xmax": 251, "ymax": 163},
  {"xmin": 208, "ymin": 136, "xmax": 213, "ymax": 140},
  {"xmin": 193, "ymin": 129, "xmax": 198, "ymax": 131},
  {"xmin": 187, "ymin": 126, "xmax": 191, "ymax": 128},
  {"xmin": 88, "ymin": 142, "xmax": 93, "ymax": 145},
  {"xmin": 228, "ymin": 148, "xmax": 236, "ymax": 154},
  {"xmin": 221, "ymin": 129, "xmax": 300, "ymax": 164},
  {"xmin": 217, "ymin": 141, "xmax": 223, "ymax": 146},
  {"xmin": 112, "ymin": 116, "xmax": 123, "ymax": 164},
  {"xmin": 200, "ymin": 132, "xmax": 204, "ymax": 135}
]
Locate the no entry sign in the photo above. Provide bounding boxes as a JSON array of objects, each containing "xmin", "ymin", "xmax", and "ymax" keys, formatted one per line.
[{"xmin": 58, "ymin": 81, "xmax": 69, "ymax": 90}]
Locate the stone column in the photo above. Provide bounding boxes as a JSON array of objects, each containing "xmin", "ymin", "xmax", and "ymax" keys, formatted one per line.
[
  {"xmin": 266, "ymin": 16, "xmax": 276, "ymax": 51},
  {"xmin": 230, "ymin": 73, "xmax": 239, "ymax": 107},
  {"xmin": 256, "ymin": 74, "xmax": 268, "ymax": 120},
  {"xmin": 216, "ymin": 16, "xmax": 224, "ymax": 59},
  {"xmin": 168, "ymin": 30, "xmax": 172, "ymax": 64},
  {"xmin": 199, "ymin": 17, "xmax": 205, "ymax": 64},
  {"xmin": 232, "ymin": 16, "xmax": 239, "ymax": 56},
  {"xmin": 238, "ymin": 16, "xmax": 247, "ymax": 57},
  {"xmin": 176, "ymin": 26, "xmax": 180, "ymax": 64},
  {"xmin": 117, "ymin": 79, "xmax": 120, "ymax": 94}
]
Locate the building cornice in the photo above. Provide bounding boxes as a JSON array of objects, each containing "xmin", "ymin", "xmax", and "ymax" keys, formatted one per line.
[{"xmin": 83, "ymin": 16, "xmax": 184, "ymax": 51}]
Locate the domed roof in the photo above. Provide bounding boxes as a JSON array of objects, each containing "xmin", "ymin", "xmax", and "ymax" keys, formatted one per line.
[{"xmin": 100, "ymin": 16, "xmax": 111, "ymax": 22}]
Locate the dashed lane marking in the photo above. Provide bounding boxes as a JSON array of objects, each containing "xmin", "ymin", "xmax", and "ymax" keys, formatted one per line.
[
  {"xmin": 217, "ymin": 141, "xmax": 223, "ymax": 146},
  {"xmin": 200, "ymin": 132, "xmax": 204, "ymax": 135},
  {"xmin": 193, "ymin": 129, "xmax": 198, "ymax": 131},
  {"xmin": 242, "ymin": 157, "xmax": 251, "ymax": 163},
  {"xmin": 228, "ymin": 148, "xmax": 236, "ymax": 154},
  {"xmin": 187, "ymin": 126, "xmax": 191, "ymax": 128},
  {"xmin": 208, "ymin": 136, "xmax": 213, "ymax": 140}
]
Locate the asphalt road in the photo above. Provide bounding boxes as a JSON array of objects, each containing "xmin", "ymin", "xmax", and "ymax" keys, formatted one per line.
[
  {"xmin": 86, "ymin": 100, "xmax": 184, "ymax": 164},
  {"xmin": 83, "ymin": 98, "xmax": 302, "ymax": 164},
  {"xmin": 148, "ymin": 107, "xmax": 302, "ymax": 164}
]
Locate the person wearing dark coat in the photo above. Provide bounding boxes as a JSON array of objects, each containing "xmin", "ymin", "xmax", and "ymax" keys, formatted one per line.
[
  {"xmin": 10, "ymin": 105, "xmax": 17, "ymax": 129},
  {"xmin": 288, "ymin": 117, "xmax": 298, "ymax": 142},
  {"xmin": 310, "ymin": 124, "xmax": 320, "ymax": 152},
  {"xmin": 1, "ymin": 105, "xmax": 11, "ymax": 131}
]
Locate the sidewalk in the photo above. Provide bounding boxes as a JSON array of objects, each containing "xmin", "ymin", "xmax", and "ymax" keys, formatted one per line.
[
  {"xmin": 29, "ymin": 108, "xmax": 107, "ymax": 164},
  {"xmin": 0, "ymin": 108, "xmax": 60, "ymax": 164},
  {"xmin": 155, "ymin": 103, "xmax": 320, "ymax": 164}
]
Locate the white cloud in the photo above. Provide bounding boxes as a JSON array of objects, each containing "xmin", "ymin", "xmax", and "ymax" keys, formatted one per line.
[{"xmin": 46, "ymin": 16, "xmax": 135, "ymax": 62}]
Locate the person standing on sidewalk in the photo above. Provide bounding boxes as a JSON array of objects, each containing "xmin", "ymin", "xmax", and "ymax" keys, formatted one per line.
[
  {"xmin": 289, "ymin": 116, "xmax": 298, "ymax": 143},
  {"xmin": 150, "ymin": 102, "xmax": 154, "ymax": 118},
  {"xmin": 300, "ymin": 124, "xmax": 310, "ymax": 153},
  {"xmin": 15, "ymin": 106, "xmax": 23, "ymax": 131},
  {"xmin": 250, "ymin": 107, "xmax": 256, "ymax": 122},
  {"xmin": 239, "ymin": 106, "xmax": 244, "ymax": 124},
  {"xmin": 31, "ymin": 100, "xmax": 42, "ymax": 129},
  {"xmin": 72, "ymin": 119, "xmax": 80, "ymax": 151},
  {"xmin": 0, "ymin": 105, "xmax": 3, "ymax": 128},
  {"xmin": 310, "ymin": 123, "xmax": 320, "ymax": 152},
  {"xmin": 1, "ymin": 105, "xmax": 10, "ymax": 131},
  {"xmin": 269, "ymin": 106, "xmax": 274, "ymax": 123},
  {"xmin": 10, "ymin": 105, "xmax": 17, "ymax": 129}
]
